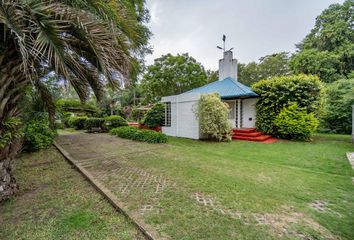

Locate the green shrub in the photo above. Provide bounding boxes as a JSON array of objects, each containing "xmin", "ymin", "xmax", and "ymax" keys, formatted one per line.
[
  {"xmin": 252, "ymin": 74, "xmax": 322, "ymax": 135},
  {"xmin": 196, "ymin": 93, "xmax": 232, "ymax": 141},
  {"xmin": 67, "ymin": 116, "xmax": 87, "ymax": 130},
  {"xmin": 110, "ymin": 126, "xmax": 167, "ymax": 143},
  {"xmin": 133, "ymin": 129, "xmax": 168, "ymax": 143},
  {"xmin": 142, "ymin": 103, "xmax": 164, "ymax": 128},
  {"xmin": 55, "ymin": 121, "xmax": 65, "ymax": 129},
  {"xmin": 274, "ymin": 103, "xmax": 318, "ymax": 141},
  {"xmin": 24, "ymin": 119, "xmax": 57, "ymax": 152},
  {"xmin": 320, "ymin": 79, "xmax": 354, "ymax": 134},
  {"xmin": 110, "ymin": 126, "xmax": 138, "ymax": 139},
  {"xmin": 0, "ymin": 117, "xmax": 23, "ymax": 150},
  {"xmin": 85, "ymin": 118, "xmax": 104, "ymax": 130},
  {"xmin": 104, "ymin": 115, "xmax": 128, "ymax": 130}
]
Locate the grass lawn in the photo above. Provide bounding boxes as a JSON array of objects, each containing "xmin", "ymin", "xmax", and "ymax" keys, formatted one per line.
[
  {"xmin": 1, "ymin": 133, "xmax": 353, "ymax": 239},
  {"xmin": 120, "ymin": 133, "xmax": 354, "ymax": 239},
  {"xmin": 0, "ymin": 148, "xmax": 144, "ymax": 240}
]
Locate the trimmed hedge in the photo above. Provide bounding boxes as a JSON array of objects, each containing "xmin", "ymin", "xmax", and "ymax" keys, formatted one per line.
[
  {"xmin": 67, "ymin": 116, "xmax": 87, "ymax": 130},
  {"xmin": 252, "ymin": 74, "xmax": 322, "ymax": 136},
  {"xmin": 85, "ymin": 117, "xmax": 104, "ymax": 130},
  {"xmin": 104, "ymin": 115, "xmax": 128, "ymax": 130},
  {"xmin": 110, "ymin": 126, "xmax": 167, "ymax": 143},
  {"xmin": 274, "ymin": 103, "xmax": 318, "ymax": 141}
]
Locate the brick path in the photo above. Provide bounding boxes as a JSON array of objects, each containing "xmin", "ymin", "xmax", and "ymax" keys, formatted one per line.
[{"xmin": 57, "ymin": 133, "xmax": 176, "ymax": 239}]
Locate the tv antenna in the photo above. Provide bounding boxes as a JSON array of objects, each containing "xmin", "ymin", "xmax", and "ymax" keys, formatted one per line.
[{"xmin": 217, "ymin": 35, "xmax": 233, "ymax": 53}]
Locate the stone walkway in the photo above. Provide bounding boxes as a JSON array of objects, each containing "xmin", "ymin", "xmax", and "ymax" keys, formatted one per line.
[{"xmin": 57, "ymin": 133, "xmax": 175, "ymax": 239}]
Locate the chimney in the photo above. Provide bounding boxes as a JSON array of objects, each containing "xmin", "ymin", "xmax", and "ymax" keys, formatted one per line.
[{"xmin": 218, "ymin": 50, "xmax": 238, "ymax": 81}]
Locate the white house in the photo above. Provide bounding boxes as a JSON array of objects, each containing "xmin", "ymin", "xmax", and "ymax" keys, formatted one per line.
[{"xmin": 161, "ymin": 50, "xmax": 259, "ymax": 140}]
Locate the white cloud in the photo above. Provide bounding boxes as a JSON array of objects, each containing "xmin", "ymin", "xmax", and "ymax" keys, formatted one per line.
[{"xmin": 145, "ymin": 0, "xmax": 344, "ymax": 70}]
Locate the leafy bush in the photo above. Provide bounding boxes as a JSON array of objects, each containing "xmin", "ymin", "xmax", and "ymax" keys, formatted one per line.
[
  {"xmin": 110, "ymin": 126, "xmax": 138, "ymax": 139},
  {"xmin": 104, "ymin": 115, "xmax": 128, "ymax": 130},
  {"xmin": 320, "ymin": 79, "xmax": 354, "ymax": 134},
  {"xmin": 142, "ymin": 103, "xmax": 165, "ymax": 128},
  {"xmin": 133, "ymin": 129, "xmax": 168, "ymax": 143},
  {"xmin": 274, "ymin": 103, "xmax": 318, "ymax": 141},
  {"xmin": 85, "ymin": 118, "xmax": 104, "ymax": 130},
  {"xmin": 252, "ymin": 74, "xmax": 322, "ymax": 135},
  {"xmin": 24, "ymin": 119, "xmax": 57, "ymax": 152},
  {"xmin": 195, "ymin": 93, "xmax": 232, "ymax": 141},
  {"xmin": 67, "ymin": 116, "xmax": 87, "ymax": 130},
  {"xmin": 0, "ymin": 117, "xmax": 23, "ymax": 150},
  {"xmin": 110, "ymin": 126, "xmax": 167, "ymax": 143}
]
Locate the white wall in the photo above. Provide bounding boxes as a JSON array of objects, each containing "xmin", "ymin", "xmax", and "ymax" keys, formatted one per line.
[
  {"xmin": 242, "ymin": 98, "xmax": 257, "ymax": 128},
  {"xmin": 161, "ymin": 93, "xmax": 201, "ymax": 139}
]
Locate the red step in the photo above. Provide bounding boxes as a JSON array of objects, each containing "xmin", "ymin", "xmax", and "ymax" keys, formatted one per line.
[
  {"xmin": 233, "ymin": 128, "xmax": 256, "ymax": 134},
  {"xmin": 232, "ymin": 134, "xmax": 272, "ymax": 142},
  {"xmin": 234, "ymin": 131, "xmax": 263, "ymax": 137}
]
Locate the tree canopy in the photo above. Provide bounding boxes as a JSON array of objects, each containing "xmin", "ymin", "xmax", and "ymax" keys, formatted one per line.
[
  {"xmin": 0, "ymin": 0, "xmax": 150, "ymax": 201},
  {"xmin": 290, "ymin": 0, "xmax": 354, "ymax": 83},
  {"xmin": 238, "ymin": 52, "xmax": 291, "ymax": 86},
  {"xmin": 141, "ymin": 53, "xmax": 208, "ymax": 103}
]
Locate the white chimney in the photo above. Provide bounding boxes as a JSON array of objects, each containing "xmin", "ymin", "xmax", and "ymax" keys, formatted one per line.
[{"xmin": 218, "ymin": 50, "xmax": 238, "ymax": 81}]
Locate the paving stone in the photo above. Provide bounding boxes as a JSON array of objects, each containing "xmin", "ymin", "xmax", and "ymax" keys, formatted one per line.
[{"xmin": 310, "ymin": 200, "xmax": 327, "ymax": 212}]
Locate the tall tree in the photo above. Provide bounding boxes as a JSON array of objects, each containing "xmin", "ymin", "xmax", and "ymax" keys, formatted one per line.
[
  {"xmin": 0, "ymin": 0, "xmax": 150, "ymax": 201},
  {"xmin": 290, "ymin": 0, "xmax": 354, "ymax": 83},
  {"xmin": 141, "ymin": 53, "xmax": 208, "ymax": 103},
  {"xmin": 238, "ymin": 52, "xmax": 291, "ymax": 86}
]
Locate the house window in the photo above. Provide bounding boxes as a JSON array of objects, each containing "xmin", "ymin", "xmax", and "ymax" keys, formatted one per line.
[
  {"xmin": 227, "ymin": 102, "xmax": 235, "ymax": 119},
  {"xmin": 164, "ymin": 102, "xmax": 171, "ymax": 127}
]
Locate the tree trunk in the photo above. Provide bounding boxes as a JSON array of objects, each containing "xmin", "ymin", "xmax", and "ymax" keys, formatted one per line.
[
  {"xmin": 0, "ymin": 48, "xmax": 29, "ymax": 202},
  {"xmin": 0, "ymin": 139, "xmax": 22, "ymax": 202}
]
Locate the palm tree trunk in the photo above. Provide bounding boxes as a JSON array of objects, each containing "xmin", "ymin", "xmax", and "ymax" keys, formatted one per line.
[{"xmin": 0, "ymin": 50, "xmax": 28, "ymax": 202}]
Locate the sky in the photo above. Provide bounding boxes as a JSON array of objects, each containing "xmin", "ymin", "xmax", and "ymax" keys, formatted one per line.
[{"xmin": 145, "ymin": 0, "xmax": 344, "ymax": 70}]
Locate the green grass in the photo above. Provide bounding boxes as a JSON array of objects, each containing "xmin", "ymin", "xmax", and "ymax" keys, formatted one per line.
[
  {"xmin": 2, "ymin": 133, "xmax": 353, "ymax": 239},
  {"xmin": 123, "ymin": 134, "xmax": 354, "ymax": 239},
  {"xmin": 0, "ymin": 148, "xmax": 144, "ymax": 240}
]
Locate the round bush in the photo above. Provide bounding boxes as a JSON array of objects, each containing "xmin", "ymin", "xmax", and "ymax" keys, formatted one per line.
[
  {"xmin": 24, "ymin": 119, "xmax": 57, "ymax": 152},
  {"xmin": 143, "ymin": 103, "xmax": 164, "ymax": 128},
  {"xmin": 104, "ymin": 115, "xmax": 128, "ymax": 130},
  {"xmin": 274, "ymin": 103, "xmax": 318, "ymax": 141}
]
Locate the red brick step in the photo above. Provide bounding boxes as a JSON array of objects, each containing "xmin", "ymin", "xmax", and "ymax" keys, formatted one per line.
[
  {"xmin": 232, "ymin": 128, "xmax": 278, "ymax": 143},
  {"xmin": 232, "ymin": 135, "xmax": 272, "ymax": 142}
]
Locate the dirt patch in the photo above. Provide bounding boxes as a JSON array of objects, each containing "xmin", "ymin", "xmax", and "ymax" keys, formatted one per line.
[{"xmin": 254, "ymin": 207, "xmax": 338, "ymax": 239}]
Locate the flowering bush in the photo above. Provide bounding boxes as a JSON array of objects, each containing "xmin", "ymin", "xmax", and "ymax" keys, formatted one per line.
[{"xmin": 196, "ymin": 93, "xmax": 232, "ymax": 141}]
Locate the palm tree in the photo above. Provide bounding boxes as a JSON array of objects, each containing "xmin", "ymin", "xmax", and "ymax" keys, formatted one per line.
[{"xmin": 0, "ymin": 0, "xmax": 150, "ymax": 201}]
